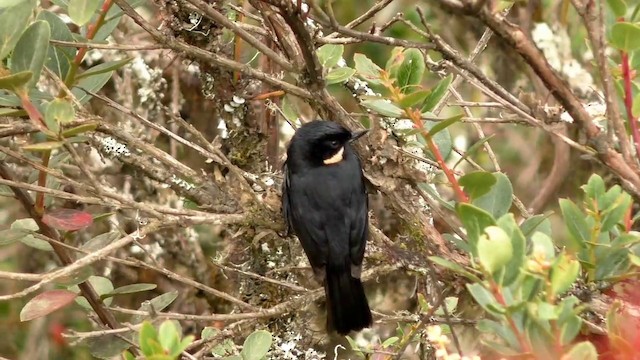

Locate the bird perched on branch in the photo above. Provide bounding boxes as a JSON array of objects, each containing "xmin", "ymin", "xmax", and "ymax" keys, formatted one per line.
[{"xmin": 282, "ymin": 120, "xmax": 372, "ymax": 335}]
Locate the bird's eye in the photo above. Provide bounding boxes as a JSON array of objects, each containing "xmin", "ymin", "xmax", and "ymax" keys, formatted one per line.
[{"xmin": 329, "ymin": 140, "xmax": 339, "ymax": 147}]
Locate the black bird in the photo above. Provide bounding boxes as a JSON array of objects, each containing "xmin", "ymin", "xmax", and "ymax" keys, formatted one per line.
[{"xmin": 282, "ymin": 120, "xmax": 372, "ymax": 335}]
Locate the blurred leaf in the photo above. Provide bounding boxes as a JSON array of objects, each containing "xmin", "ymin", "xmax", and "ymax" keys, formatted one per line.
[
  {"xmin": 385, "ymin": 47, "xmax": 404, "ymax": 77},
  {"xmin": 102, "ymin": 283, "xmax": 157, "ymax": 299},
  {"xmin": 72, "ymin": 71, "xmax": 113, "ymax": 104},
  {"xmin": 561, "ymin": 341, "xmax": 598, "ymax": 360},
  {"xmin": 453, "ymin": 134, "xmax": 495, "ymax": 169},
  {"xmin": 325, "ymin": 67, "xmax": 355, "ymax": 85},
  {"xmin": 396, "ymin": 49, "xmax": 424, "ymax": 92},
  {"xmin": 20, "ymin": 290, "xmax": 77, "ymax": 321},
  {"xmin": 62, "ymin": 122, "xmax": 98, "ymax": 137},
  {"xmin": 478, "ymin": 226, "xmax": 513, "ymax": 276},
  {"xmin": 241, "ymin": 330, "xmax": 272, "ymax": 360},
  {"xmin": 201, "ymin": 327, "xmax": 218, "ymax": 340},
  {"xmin": 53, "ymin": 266, "xmax": 94, "ymax": 286},
  {"xmin": 37, "ymin": 11, "xmax": 75, "ymax": 80},
  {"xmin": 77, "ymin": 57, "xmax": 133, "ymax": 80},
  {"xmin": 0, "ymin": 228, "xmax": 29, "ymax": 245},
  {"xmin": 43, "ymin": 208, "xmax": 93, "ymax": 231},
  {"xmin": 559, "ymin": 199, "xmax": 590, "ymax": 249},
  {"xmin": 467, "ymin": 283, "xmax": 504, "ymax": 316},
  {"xmin": 0, "ymin": 0, "xmax": 29, "ymax": 7},
  {"xmin": 22, "ymin": 141, "xmax": 63, "ymax": 151},
  {"xmin": 171, "ymin": 335, "xmax": 194, "ymax": 358},
  {"xmin": 459, "ymin": 171, "xmax": 496, "ymax": 200},
  {"xmin": 353, "ymin": 53, "xmax": 383, "ymax": 84},
  {"xmin": 68, "ymin": 0, "xmax": 100, "ymax": 26},
  {"xmin": 582, "ymin": 174, "xmax": 606, "ymax": 202},
  {"xmin": 601, "ymin": 192, "xmax": 632, "ymax": 232},
  {"xmin": 70, "ymin": 276, "xmax": 114, "ymax": 309},
  {"xmin": 497, "ymin": 213, "xmax": 526, "ymax": 286},
  {"xmin": 610, "ymin": 22, "xmax": 640, "ymax": 52},
  {"xmin": 0, "ymin": 107, "xmax": 25, "ymax": 116},
  {"xmin": 360, "ymin": 98, "xmax": 403, "ymax": 117},
  {"xmin": 422, "ymin": 74, "xmax": 453, "ymax": 112},
  {"xmin": 381, "ymin": 336, "xmax": 400, "ymax": 348},
  {"xmin": 634, "ymin": 92, "xmax": 640, "ymax": 117},
  {"xmin": 10, "ymin": 20, "xmax": 50, "ymax": 89},
  {"xmin": 521, "ymin": 214, "xmax": 552, "ymax": 239},
  {"xmin": 45, "ymin": 98, "xmax": 75, "ymax": 133},
  {"xmin": 550, "ymin": 254, "xmax": 580, "ymax": 296},
  {"xmin": 132, "ymin": 291, "xmax": 179, "ymax": 324},
  {"xmin": 0, "ymin": 0, "xmax": 35, "ymax": 60},
  {"xmin": 397, "ymin": 89, "xmax": 430, "ymax": 109},
  {"xmin": 428, "ymin": 256, "xmax": 482, "ymax": 282},
  {"xmin": 93, "ymin": 0, "xmax": 147, "ymax": 42},
  {"xmin": 158, "ymin": 320, "xmax": 180, "ymax": 355},
  {"xmin": 80, "ymin": 231, "xmax": 119, "ymax": 255},
  {"xmin": 457, "ymin": 203, "xmax": 496, "ymax": 257},
  {"xmin": 532, "ymin": 232, "xmax": 555, "ymax": 260},
  {"xmin": 473, "ymin": 172, "xmax": 513, "ymax": 218},
  {"xmin": 317, "ymin": 44, "xmax": 343, "ymax": 68},
  {"xmin": 0, "ymin": 71, "xmax": 32, "ymax": 92},
  {"xmin": 10, "ymin": 218, "xmax": 53, "ymax": 251},
  {"xmin": 607, "ymin": 0, "xmax": 627, "ymax": 17},
  {"xmin": 427, "ymin": 114, "xmax": 462, "ymax": 138},
  {"xmin": 140, "ymin": 322, "xmax": 161, "ymax": 357}
]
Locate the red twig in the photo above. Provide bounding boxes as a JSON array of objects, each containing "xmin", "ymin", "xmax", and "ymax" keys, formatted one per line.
[{"xmin": 621, "ymin": 50, "xmax": 640, "ymax": 159}]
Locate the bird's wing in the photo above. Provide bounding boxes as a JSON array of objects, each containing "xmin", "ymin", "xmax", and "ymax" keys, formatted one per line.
[
  {"xmin": 281, "ymin": 163, "xmax": 293, "ymax": 235},
  {"xmin": 347, "ymin": 166, "xmax": 368, "ymax": 267}
]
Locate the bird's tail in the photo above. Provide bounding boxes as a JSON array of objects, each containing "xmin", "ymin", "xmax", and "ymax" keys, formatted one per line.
[{"xmin": 324, "ymin": 264, "xmax": 372, "ymax": 335}]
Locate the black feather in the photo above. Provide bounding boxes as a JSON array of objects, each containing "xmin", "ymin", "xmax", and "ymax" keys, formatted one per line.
[{"xmin": 282, "ymin": 120, "xmax": 372, "ymax": 335}]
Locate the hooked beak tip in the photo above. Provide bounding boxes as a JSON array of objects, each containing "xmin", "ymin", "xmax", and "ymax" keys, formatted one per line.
[{"xmin": 350, "ymin": 129, "xmax": 369, "ymax": 142}]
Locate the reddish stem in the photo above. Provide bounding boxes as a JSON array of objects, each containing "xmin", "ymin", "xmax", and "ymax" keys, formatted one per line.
[
  {"xmin": 490, "ymin": 280, "xmax": 533, "ymax": 355},
  {"xmin": 621, "ymin": 51, "xmax": 640, "ymax": 159}
]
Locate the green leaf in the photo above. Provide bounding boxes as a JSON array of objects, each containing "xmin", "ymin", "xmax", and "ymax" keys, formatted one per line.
[
  {"xmin": 325, "ymin": 67, "xmax": 355, "ymax": 85},
  {"xmin": 70, "ymin": 276, "xmax": 114, "ymax": 309},
  {"xmin": 72, "ymin": 71, "xmax": 113, "ymax": 104},
  {"xmin": 607, "ymin": 0, "xmax": 628, "ymax": 17},
  {"xmin": 68, "ymin": 0, "xmax": 100, "ymax": 26},
  {"xmin": 634, "ymin": 92, "xmax": 640, "ymax": 117},
  {"xmin": 62, "ymin": 122, "xmax": 98, "ymax": 137},
  {"xmin": 241, "ymin": 330, "xmax": 272, "ymax": 360},
  {"xmin": 10, "ymin": 20, "xmax": 50, "ymax": 89},
  {"xmin": 353, "ymin": 53, "xmax": 383, "ymax": 84},
  {"xmin": 381, "ymin": 336, "xmax": 400, "ymax": 348},
  {"xmin": 427, "ymin": 114, "xmax": 462, "ymax": 138},
  {"xmin": 563, "ymin": 341, "xmax": 598, "ymax": 360},
  {"xmin": 158, "ymin": 320, "xmax": 180, "ymax": 354},
  {"xmin": 520, "ymin": 213, "xmax": 552, "ymax": 239},
  {"xmin": 531, "ymin": 232, "xmax": 555, "ymax": 260},
  {"xmin": 454, "ymin": 135, "xmax": 495, "ymax": 169},
  {"xmin": 37, "ymin": 11, "xmax": 75, "ymax": 80},
  {"xmin": 0, "ymin": 0, "xmax": 35, "ymax": 60},
  {"xmin": 0, "ymin": 107, "xmax": 25, "ymax": 116},
  {"xmin": 87, "ymin": 334, "xmax": 131, "ymax": 359},
  {"xmin": 102, "ymin": 283, "xmax": 157, "ymax": 299},
  {"xmin": 478, "ymin": 226, "xmax": 513, "ymax": 276},
  {"xmin": 422, "ymin": 120, "xmax": 453, "ymax": 160},
  {"xmin": 601, "ymin": 192, "xmax": 632, "ymax": 232},
  {"xmin": 317, "ymin": 44, "xmax": 343, "ymax": 68},
  {"xmin": 170, "ymin": 336, "xmax": 194, "ymax": 358},
  {"xmin": 77, "ymin": 57, "xmax": 133, "ymax": 80},
  {"xmin": 582, "ymin": 173, "xmax": 606, "ymax": 201},
  {"xmin": 0, "ymin": 228, "xmax": 30, "ymax": 245},
  {"xmin": 45, "ymin": 98, "xmax": 75, "ymax": 132},
  {"xmin": 428, "ymin": 256, "xmax": 482, "ymax": 282},
  {"xmin": 497, "ymin": 213, "xmax": 526, "ymax": 286},
  {"xmin": 422, "ymin": 74, "xmax": 453, "ymax": 112},
  {"xmin": 559, "ymin": 198, "xmax": 590, "ymax": 249},
  {"xmin": 360, "ymin": 98, "xmax": 403, "ymax": 117},
  {"xmin": 53, "ymin": 266, "xmax": 94, "ymax": 286},
  {"xmin": 396, "ymin": 49, "xmax": 425, "ymax": 92},
  {"xmin": 397, "ymin": 89, "xmax": 430, "ymax": 109},
  {"xmin": 550, "ymin": 254, "xmax": 580, "ymax": 296},
  {"xmin": 456, "ymin": 203, "xmax": 496, "ymax": 257},
  {"xmin": 0, "ymin": 0, "xmax": 30, "ymax": 8},
  {"xmin": 0, "ymin": 71, "xmax": 32, "ymax": 92},
  {"xmin": 473, "ymin": 172, "xmax": 513, "ymax": 219},
  {"xmin": 466, "ymin": 283, "xmax": 504, "ymax": 316},
  {"xmin": 22, "ymin": 141, "xmax": 64, "ymax": 151},
  {"xmin": 132, "ymin": 291, "xmax": 179, "ymax": 324},
  {"xmin": 459, "ymin": 171, "xmax": 496, "ymax": 200},
  {"xmin": 139, "ymin": 322, "xmax": 160, "ymax": 357},
  {"xmin": 610, "ymin": 22, "xmax": 640, "ymax": 52}
]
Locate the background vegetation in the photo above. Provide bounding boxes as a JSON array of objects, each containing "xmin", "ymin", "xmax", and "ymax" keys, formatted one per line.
[{"xmin": 1, "ymin": 0, "xmax": 640, "ymax": 359}]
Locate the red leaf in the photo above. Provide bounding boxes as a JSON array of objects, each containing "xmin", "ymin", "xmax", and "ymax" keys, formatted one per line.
[
  {"xmin": 43, "ymin": 209, "xmax": 93, "ymax": 231},
  {"xmin": 20, "ymin": 290, "xmax": 77, "ymax": 322}
]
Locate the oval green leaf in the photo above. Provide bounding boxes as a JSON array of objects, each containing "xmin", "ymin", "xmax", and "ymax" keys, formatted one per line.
[{"xmin": 10, "ymin": 20, "xmax": 50, "ymax": 89}]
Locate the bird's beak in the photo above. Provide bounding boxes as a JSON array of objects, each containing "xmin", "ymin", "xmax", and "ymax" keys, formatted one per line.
[{"xmin": 349, "ymin": 129, "xmax": 369, "ymax": 142}]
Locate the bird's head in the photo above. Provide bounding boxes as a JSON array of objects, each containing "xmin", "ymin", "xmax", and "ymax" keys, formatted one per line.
[{"xmin": 286, "ymin": 121, "xmax": 368, "ymax": 168}]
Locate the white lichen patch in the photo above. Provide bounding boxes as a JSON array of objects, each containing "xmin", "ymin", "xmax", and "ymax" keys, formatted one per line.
[
  {"xmin": 170, "ymin": 174, "xmax": 195, "ymax": 191},
  {"xmin": 101, "ymin": 137, "xmax": 131, "ymax": 158}
]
